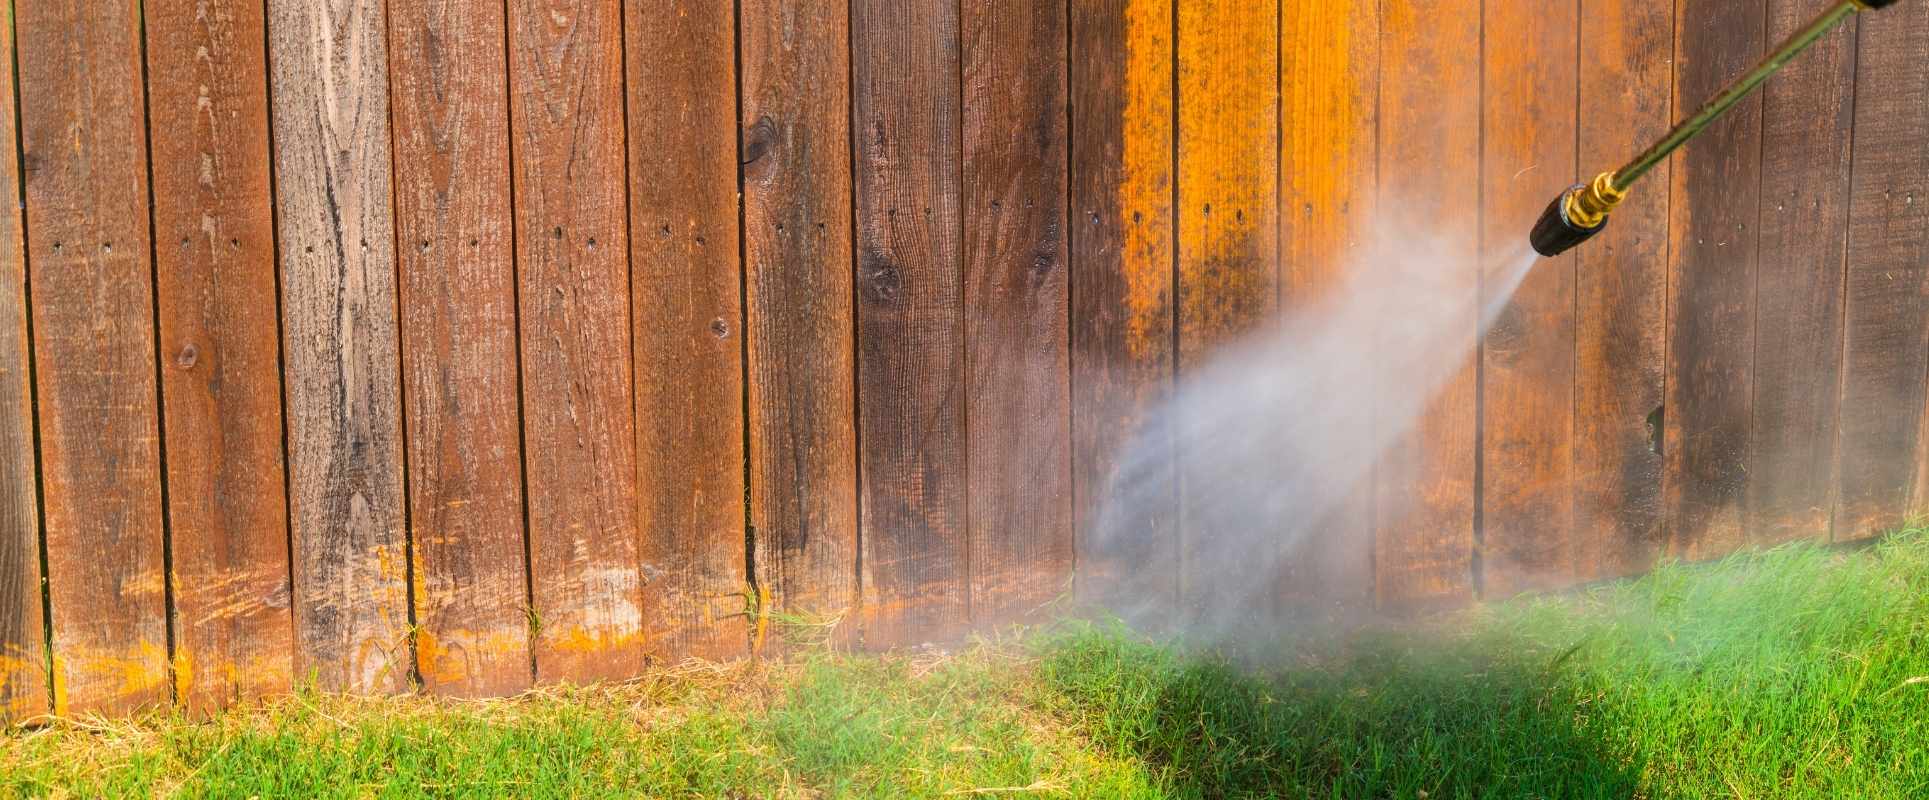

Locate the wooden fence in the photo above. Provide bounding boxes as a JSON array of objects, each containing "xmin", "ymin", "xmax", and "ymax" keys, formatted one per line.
[{"xmin": 0, "ymin": 0, "xmax": 1923, "ymax": 716}]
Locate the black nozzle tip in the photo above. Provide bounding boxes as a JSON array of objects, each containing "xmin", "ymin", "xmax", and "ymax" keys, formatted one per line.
[{"xmin": 1529, "ymin": 186, "xmax": 1607, "ymax": 257}]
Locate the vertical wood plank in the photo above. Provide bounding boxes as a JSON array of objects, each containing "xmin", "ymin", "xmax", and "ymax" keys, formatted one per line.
[
  {"xmin": 17, "ymin": 0, "xmax": 170, "ymax": 714},
  {"xmin": 1175, "ymin": 0, "xmax": 1277, "ymax": 622},
  {"xmin": 1279, "ymin": 0, "xmax": 1377, "ymax": 613},
  {"xmin": 1748, "ymin": 0, "xmax": 1856, "ymax": 547},
  {"xmin": 1068, "ymin": 0, "xmax": 1176, "ymax": 617},
  {"xmin": 267, "ymin": 0, "xmax": 411, "ymax": 694},
  {"xmin": 1574, "ymin": 0, "xmax": 1673, "ymax": 581},
  {"xmin": 507, "ymin": 0, "xmax": 641, "ymax": 681},
  {"xmin": 1478, "ymin": 0, "xmax": 1577, "ymax": 596},
  {"xmin": 851, "ymin": 0, "xmax": 968, "ymax": 649},
  {"xmin": 963, "ymin": 0, "xmax": 1072, "ymax": 627},
  {"xmin": 0, "ymin": 12, "xmax": 46, "ymax": 721},
  {"xmin": 1835, "ymin": 3, "xmax": 1929, "ymax": 542},
  {"xmin": 626, "ymin": 0, "xmax": 749, "ymax": 663},
  {"xmin": 1374, "ymin": 0, "xmax": 1479, "ymax": 609},
  {"xmin": 388, "ymin": 0, "xmax": 531, "ymax": 696},
  {"xmin": 147, "ymin": 0, "xmax": 294, "ymax": 709},
  {"xmin": 740, "ymin": 0, "xmax": 859, "ymax": 644}
]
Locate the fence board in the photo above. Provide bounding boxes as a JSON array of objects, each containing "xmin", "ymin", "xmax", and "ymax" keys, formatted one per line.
[
  {"xmin": 1068, "ymin": 0, "xmax": 1176, "ymax": 618},
  {"xmin": 388, "ymin": 0, "xmax": 530, "ymax": 697},
  {"xmin": 741, "ymin": 0, "xmax": 860, "ymax": 646},
  {"xmin": 626, "ymin": 0, "xmax": 749, "ymax": 663},
  {"xmin": 0, "ymin": 15, "xmax": 45, "ymax": 721},
  {"xmin": 147, "ymin": 0, "xmax": 294, "ymax": 710},
  {"xmin": 506, "ymin": 0, "xmax": 641, "ymax": 682},
  {"xmin": 1375, "ymin": 0, "xmax": 1479, "ymax": 609},
  {"xmin": 1836, "ymin": 4, "xmax": 1929, "ymax": 542},
  {"xmin": 963, "ymin": 0, "xmax": 1073, "ymax": 627},
  {"xmin": 1478, "ymin": 0, "xmax": 1577, "ymax": 597},
  {"xmin": 18, "ymin": 0, "xmax": 170, "ymax": 714}
]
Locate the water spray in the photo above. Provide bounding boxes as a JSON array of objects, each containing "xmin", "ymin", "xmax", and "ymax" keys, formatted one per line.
[{"xmin": 1530, "ymin": 0, "xmax": 1905, "ymax": 257}]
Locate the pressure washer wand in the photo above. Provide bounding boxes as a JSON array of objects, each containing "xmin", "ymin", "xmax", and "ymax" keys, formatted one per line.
[{"xmin": 1530, "ymin": 0, "xmax": 1903, "ymax": 257}]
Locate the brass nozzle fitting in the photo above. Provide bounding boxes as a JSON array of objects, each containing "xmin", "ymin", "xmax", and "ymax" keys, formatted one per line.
[{"xmin": 1562, "ymin": 171, "xmax": 1628, "ymax": 230}]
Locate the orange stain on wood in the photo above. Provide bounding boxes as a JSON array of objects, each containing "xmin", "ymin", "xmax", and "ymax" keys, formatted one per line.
[{"xmin": 1117, "ymin": 0, "xmax": 1176, "ymax": 361}]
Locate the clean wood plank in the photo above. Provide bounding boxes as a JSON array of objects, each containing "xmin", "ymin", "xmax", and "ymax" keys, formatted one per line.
[
  {"xmin": 626, "ymin": 0, "xmax": 749, "ymax": 662},
  {"xmin": 146, "ymin": 0, "xmax": 294, "ymax": 710},
  {"xmin": 851, "ymin": 0, "xmax": 968, "ymax": 649},
  {"xmin": 1278, "ymin": 0, "xmax": 1377, "ymax": 615},
  {"xmin": 0, "ymin": 14, "xmax": 46, "ymax": 721},
  {"xmin": 1835, "ymin": 3, "xmax": 1929, "ymax": 542},
  {"xmin": 17, "ymin": 0, "xmax": 170, "ymax": 714},
  {"xmin": 1478, "ymin": 0, "xmax": 1577, "ymax": 597},
  {"xmin": 266, "ymin": 0, "xmax": 411, "ymax": 694},
  {"xmin": 962, "ymin": 0, "xmax": 1072, "ymax": 628},
  {"xmin": 506, "ymin": 0, "xmax": 642, "ymax": 681},
  {"xmin": 388, "ymin": 0, "xmax": 530, "ymax": 696},
  {"xmin": 1068, "ymin": 0, "xmax": 1176, "ymax": 619},
  {"xmin": 1574, "ymin": 0, "xmax": 1673, "ymax": 581},
  {"xmin": 1175, "ymin": 0, "xmax": 1278, "ymax": 624},
  {"xmin": 1663, "ymin": 0, "xmax": 1766, "ymax": 561},
  {"xmin": 1748, "ymin": 0, "xmax": 1856, "ymax": 547}
]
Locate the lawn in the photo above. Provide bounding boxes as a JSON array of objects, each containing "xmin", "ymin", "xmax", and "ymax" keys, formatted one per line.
[{"xmin": 4, "ymin": 529, "xmax": 1927, "ymax": 798}]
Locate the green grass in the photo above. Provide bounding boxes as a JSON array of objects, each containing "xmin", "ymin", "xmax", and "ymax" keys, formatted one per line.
[{"xmin": 5, "ymin": 529, "xmax": 1927, "ymax": 798}]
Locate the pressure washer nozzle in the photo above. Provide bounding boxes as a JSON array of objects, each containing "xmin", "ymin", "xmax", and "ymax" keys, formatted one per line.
[{"xmin": 1530, "ymin": 172, "xmax": 1627, "ymax": 257}]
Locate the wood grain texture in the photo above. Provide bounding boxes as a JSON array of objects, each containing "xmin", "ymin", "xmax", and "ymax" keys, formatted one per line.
[
  {"xmin": 1279, "ymin": 0, "xmax": 1376, "ymax": 613},
  {"xmin": 741, "ymin": 0, "xmax": 859, "ymax": 645},
  {"xmin": 1478, "ymin": 0, "xmax": 1577, "ymax": 597},
  {"xmin": 0, "ymin": 14, "xmax": 46, "ymax": 721},
  {"xmin": 1175, "ymin": 0, "xmax": 1277, "ymax": 622},
  {"xmin": 1068, "ymin": 0, "xmax": 1176, "ymax": 618},
  {"xmin": 266, "ymin": 0, "xmax": 411, "ymax": 694},
  {"xmin": 626, "ymin": 0, "xmax": 749, "ymax": 663},
  {"xmin": 963, "ymin": 0, "xmax": 1072, "ymax": 628},
  {"xmin": 1835, "ymin": 3, "xmax": 1929, "ymax": 542},
  {"xmin": 1663, "ymin": 0, "xmax": 1764, "ymax": 561},
  {"xmin": 146, "ymin": 0, "xmax": 294, "ymax": 710},
  {"xmin": 852, "ymin": 0, "xmax": 968, "ymax": 649},
  {"xmin": 1748, "ymin": 0, "xmax": 1855, "ymax": 548},
  {"xmin": 17, "ymin": 0, "xmax": 170, "ymax": 714},
  {"xmin": 1574, "ymin": 0, "xmax": 1673, "ymax": 581},
  {"xmin": 506, "ymin": 0, "xmax": 641, "ymax": 682},
  {"xmin": 388, "ymin": 0, "xmax": 530, "ymax": 696}
]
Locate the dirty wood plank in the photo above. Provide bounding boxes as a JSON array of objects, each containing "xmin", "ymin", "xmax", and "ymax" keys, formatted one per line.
[
  {"xmin": 740, "ymin": 0, "xmax": 859, "ymax": 650},
  {"xmin": 388, "ymin": 0, "xmax": 530, "ymax": 696},
  {"xmin": 1574, "ymin": 0, "xmax": 1673, "ymax": 581},
  {"xmin": 147, "ymin": 0, "xmax": 294, "ymax": 710},
  {"xmin": 1372, "ymin": 0, "xmax": 1480, "ymax": 610},
  {"xmin": 17, "ymin": 0, "xmax": 170, "ymax": 714},
  {"xmin": 1175, "ymin": 0, "xmax": 1278, "ymax": 625},
  {"xmin": 1835, "ymin": 4, "xmax": 1929, "ymax": 542},
  {"xmin": 266, "ymin": 0, "xmax": 411, "ymax": 694},
  {"xmin": 1278, "ymin": 0, "xmax": 1378, "ymax": 615},
  {"xmin": 506, "ymin": 0, "xmax": 642, "ymax": 681},
  {"xmin": 1478, "ymin": 0, "xmax": 1577, "ymax": 597},
  {"xmin": 0, "ymin": 14, "xmax": 46, "ymax": 722},
  {"xmin": 962, "ymin": 0, "xmax": 1072, "ymax": 628},
  {"xmin": 1747, "ymin": 0, "xmax": 1856, "ymax": 548},
  {"xmin": 626, "ymin": 0, "xmax": 748, "ymax": 662},
  {"xmin": 1663, "ymin": 0, "xmax": 1765, "ymax": 561},
  {"xmin": 1067, "ymin": 0, "xmax": 1176, "ymax": 621},
  {"xmin": 851, "ymin": 0, "xmax": 969, "ymax": 649}
]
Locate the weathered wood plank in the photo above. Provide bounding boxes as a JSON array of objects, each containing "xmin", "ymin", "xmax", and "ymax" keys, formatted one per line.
[
  {"xmin": 506, "ymin": 0, "xmax": 641, "ymax": 681},
  {"xmin": 0, "ymin": 13, "xmax": 46, "ymax": 721},
  {"xmin": 851, "ymin": 0, "xmax": 968, "ymax": 649},
  {"xmin": 740, "ymin": 0, "xmax": 859, "ymax": 648},
  {"xmin": 266, "ymin": 0, "xmax": 411, "ymax": 693},
  {"xmin": 147, "ymin": 0, "xmax": 294, "ymax": 710},
  {"xmin": 626, "ymin": 0, "xmax": 749, "ymax": 662},
  {"xmin": 388, "ymin": 0, "xmax": 530, "ymax": 696},
  {"xmin": 18, "ymin": 0, "xmax": 170, "ymax": 714},
  {"xmin": 1664, "ymin": 0, "xmax": 1766, "ymax": 561},
  {"xmin": 1068, "ymin": 0, "xmax": 1176, "ymax": 619}
]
